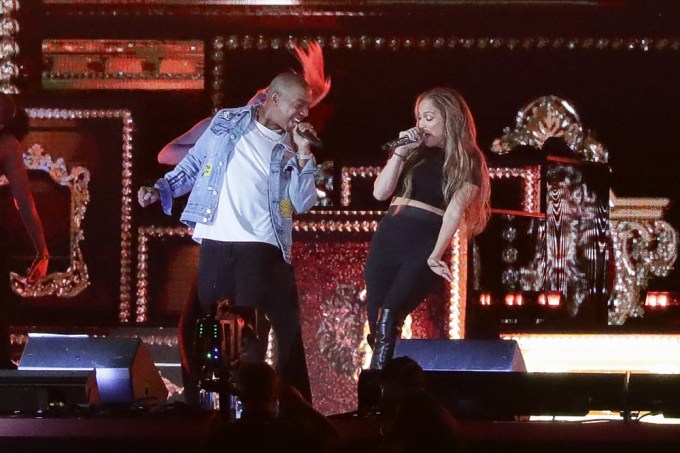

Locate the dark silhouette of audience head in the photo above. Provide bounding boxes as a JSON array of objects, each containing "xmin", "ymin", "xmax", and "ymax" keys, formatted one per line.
[
  {"xmin": 278, "ymin": 382, "xmax": 339, "ymax": 451},
  {"xmin": 373, "ymin": 356, "xmax": 465, "ymax": 453},
  {"xmin": 378, "ymin": 356, "xmax": 427, "ymax": 418},
  {"xmin": 235, "ymin": 361, "xmax": 279, "ymax": 419},
  {"xmin": 198, "ymin": 361, "xmax": 336, "ymax": 453},
  {"xmin": 380, "ymin": 390, "xmax": 465, "ymax": 453}
]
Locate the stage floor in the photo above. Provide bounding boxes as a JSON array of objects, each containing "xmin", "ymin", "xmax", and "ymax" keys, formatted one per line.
[{"xmin": 2, "ymin": 414, "xmax": 680, "ymax": 453}]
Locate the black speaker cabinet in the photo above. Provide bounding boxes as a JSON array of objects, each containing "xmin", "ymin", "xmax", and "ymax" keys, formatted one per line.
[
  {"xmin": 627, "ymin": 373, "xmax": 680, "ymax": 418},
  {"xmin": 0, "ymin": 370, "xmax": 93, "ymax": 413},
  {"xmin": 394, "ymin": 339, "xmax": 527, "ymax": 372},
  {"xmin": 18, "ymin": 335, "xmax": 168, "ymax": 405},
  {"xmin": 425, "ymin": 370, "xmax": 627, "ymax": 419}
]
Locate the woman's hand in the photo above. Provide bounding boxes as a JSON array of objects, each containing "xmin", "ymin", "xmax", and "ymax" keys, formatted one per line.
[
  {"xmin": 27, "ymin": 254, "xmax": 49, "ymax": 283},
  {"xmin": 392, "ymin": 127, "xmax": 422, "ymax": 158},
  {"xmin": 427, "ymin": 256, "xmax": 452, "ymax": 282}
]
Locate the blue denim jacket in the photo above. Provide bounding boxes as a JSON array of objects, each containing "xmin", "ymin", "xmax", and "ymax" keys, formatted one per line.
[{"xmin": 154, "ymin": 103, "xmax": 317, "ymax": 263}]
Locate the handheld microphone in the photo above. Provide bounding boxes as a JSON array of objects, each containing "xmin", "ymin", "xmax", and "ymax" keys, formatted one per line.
[
  {"xmin": 381, "ymin": 135, "xmax": 418, "ymax": 151},
  {"xmin": 298, "ymin": 129, "xmax": 323, "ymax": 148}
]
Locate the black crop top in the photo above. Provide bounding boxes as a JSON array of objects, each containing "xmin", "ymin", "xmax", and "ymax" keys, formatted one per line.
[{"xmin": 395, "ymin": 147, "xmax": 482, "ymax": 210}]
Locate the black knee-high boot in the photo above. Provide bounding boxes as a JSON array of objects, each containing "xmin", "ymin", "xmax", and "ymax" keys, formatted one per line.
[
  {"xmin": 367, "ymin": 307, "xmax": 379, "ymax": 351},
  {"xmin": 369, "ymin": 308, "xmax": 403, "ymax": 370}
]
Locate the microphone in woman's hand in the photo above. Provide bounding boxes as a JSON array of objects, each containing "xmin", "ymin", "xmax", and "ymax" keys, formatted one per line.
[{"xmin": 381, "ymin": 135, "xmax": 419, "ymax": 151}]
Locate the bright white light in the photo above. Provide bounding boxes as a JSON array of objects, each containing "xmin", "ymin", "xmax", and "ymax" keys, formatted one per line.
[{"xmin": 502, "ymin": 334, "xmax": 680, "ymax": 374}]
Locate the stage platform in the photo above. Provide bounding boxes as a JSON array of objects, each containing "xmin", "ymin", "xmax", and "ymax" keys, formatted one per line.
[{"xmin": 1, "ymin": 412, "xmax": 680, "ymax": 453}]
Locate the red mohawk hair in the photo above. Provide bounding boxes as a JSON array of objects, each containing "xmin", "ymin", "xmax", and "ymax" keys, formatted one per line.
[{"xmin": 293, "ymin": 41, "xmax": 331, "ymax": 108}]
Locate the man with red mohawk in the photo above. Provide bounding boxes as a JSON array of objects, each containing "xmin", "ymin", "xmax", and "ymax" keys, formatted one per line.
[{"xmin": 138, "ymin": 43, "xmax": 331, "ymax": 404}]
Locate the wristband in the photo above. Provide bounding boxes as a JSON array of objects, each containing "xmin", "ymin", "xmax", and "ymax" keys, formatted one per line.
[
  {"xmin": 391, "ymin": 151, "xmax": 407, "ymax": 161},
  {"xmin": 296, "ymin": 152, "xmax": 313, "ymax": 160}
]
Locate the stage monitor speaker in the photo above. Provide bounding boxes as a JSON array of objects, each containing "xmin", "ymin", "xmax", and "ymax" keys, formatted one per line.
[
  {"xmin": 0, "ymin": 370, "xmax": 93, "ymax": 413},
  {"xmin": 394, "ymin": 339, "xmax": 527, "ymax": 372},
  {"xmin": 18, "ymin": 335, "xmax": 168, "ymax": 405},
  {"xmin": 357, "ymin": 369, "xmax": 626, "ymax": 419},
  {"xmin": 424, "ymin": 370, "xmax": 627, "ymax": 419},
  {"xmin": 627, "ymin": 373, "xmax": 680, "ymax": 418}
]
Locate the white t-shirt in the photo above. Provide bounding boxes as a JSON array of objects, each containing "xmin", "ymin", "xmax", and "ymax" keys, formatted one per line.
[{"xmin": 193, "ymin": 120, "xmax": 286, "ymax": 246}]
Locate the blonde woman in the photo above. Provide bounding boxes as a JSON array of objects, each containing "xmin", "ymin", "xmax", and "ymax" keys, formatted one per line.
[{"xmin": 365, "ymin": 87, "xmax": 491, "ymax": 370}]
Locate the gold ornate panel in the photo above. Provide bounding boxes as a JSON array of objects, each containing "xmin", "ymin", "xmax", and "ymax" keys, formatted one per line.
[
  {"xmin": 42, "ymin": 40, "xmax": 204, "ymax": 91},
  {"xmin": 340, "ymin": 167, "xmax": 381, "ymax": 207},
  {"xmin": 489, "ymin": 96, "xmax": 679, "ymax": 325},
  {"xmin": 609, "ymin": 196, "xmax": 679, "ymax": 325},
  {"xmin": 25, "ymin": 108, "xmax": 135, "ymax": 322},
  {"xmin": 488, "ymin": 166, "xmax": 541, "ymax": 214},
  {"xmin": 209, "ymin": 36, "xmax": 680, "ymax": 112},
  {"xmin": 136, "ymin": 226, "xmax": 195, "ymax": 323},
  {"xmin": 0, "ymin": 144, "xmax": 91, "ymax": 297},
  {"xmin": 491, "ymin": 96, "xmax": 608, "ymax": 163},
  {"xmin": 0, "ymin": 1, "xmax": 19, "ymax": 93}
]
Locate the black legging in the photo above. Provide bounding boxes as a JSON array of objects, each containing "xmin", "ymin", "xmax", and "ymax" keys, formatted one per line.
[
  {"xmin": 365, "ymin": 206, "xmax": 442, "ymax": 330},
  {"xmin": 196, "ymin": 240, "xmax": 311, "ymax": 403}
]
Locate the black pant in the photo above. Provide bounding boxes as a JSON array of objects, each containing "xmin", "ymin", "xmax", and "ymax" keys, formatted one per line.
[
  {"xmin": 196, "ymin": 240, "xmax": 311, "ymax": 403},
  {"xmin": 364, "ymin": 206, "xmax": 442, "ymax": 331}
]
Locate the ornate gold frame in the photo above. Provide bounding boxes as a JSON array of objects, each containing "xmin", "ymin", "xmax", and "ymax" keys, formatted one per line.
[
  {"xmin": 491, "ymin": 95, "xmax": 608, "ymax": 163},
  {"xmin": 1, "ymin": 144, "xmax": 90, "ymax": 297},
  {"xmin": 0, "ymin": 0, "xmax": 20, "ymax": 93},
  {"xmin": 136, "ymin": 226, "xmax": 194, "ymax": 323},
  {"xmin": 488, "ymin": 166, "xmax": 542, "ymax": 214},
  {"xmin": 209, "ymin": 36, "xmax": 680, "ymax": 112},
  {"xmin": 340, "ymin": 167, "xmax": 381, "ymax": 207},
  {"xmin": 609, "ymin": 196, "xmax": 679, "ymax": 325},
  {"xmin": 490, "ymin": 96, "xmax": 679, "ymax": 324},
  {"xmin": 24, "ymin": 108, "xmax": 135, "ymax": 321},
  {"xmin": 41, "ymin": 39, "xmax": 205, "ymax": 91}
]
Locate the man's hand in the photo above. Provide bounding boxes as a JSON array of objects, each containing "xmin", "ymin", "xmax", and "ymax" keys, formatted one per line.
[
  {"xmin": 292, "ymin": 122, "xmax": 317, "ymax": 155},
  {"xmin": 138, "ymin": 186, "xmax": 160, "ymax": 207}
]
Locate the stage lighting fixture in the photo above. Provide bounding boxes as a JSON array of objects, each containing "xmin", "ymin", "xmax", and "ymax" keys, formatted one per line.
[
  {"xmin": 645, "ymin": 292, "xmax": 676, "ymax": 308},
  {"xmin": 504, "ymin": 293, "xmax": 524, "ymax": 306},
  {"xmin": 538, "ymin": 291, "xmax": 562, "ymax": 307}
]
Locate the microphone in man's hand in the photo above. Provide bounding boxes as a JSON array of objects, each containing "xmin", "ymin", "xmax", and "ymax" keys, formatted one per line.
[
  {"xmin": 299, "ymin": 129, "xmax": 323, "ymax": 148},
  {"xmin": 381, "ymin": 135, "xmax": 419, "ymax": 151}
]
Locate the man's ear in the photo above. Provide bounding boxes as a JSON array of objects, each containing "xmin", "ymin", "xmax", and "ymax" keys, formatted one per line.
[{"xmin": 270, "ymin": 91, "xmax": 280, "ymax": 105}]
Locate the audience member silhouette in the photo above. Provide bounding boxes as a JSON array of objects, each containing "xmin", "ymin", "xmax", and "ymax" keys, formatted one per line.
[
  {"xmin": 376, "ymin": 356, "xmax": 465, "ymax": 453},
  {"xmin": 378, "ymin": 356, "xmax": 428, "ymax": 418},
  {"xmin": 378, "ymin": 390, "xmax": 465, "ymax": 453},
  {"xmin": 198, "ymin": 362, "xmax": 335, "ymax": 453},
  {"xmin": 278, "ymin": 382, "xmax": 340, "ymax": 451}
]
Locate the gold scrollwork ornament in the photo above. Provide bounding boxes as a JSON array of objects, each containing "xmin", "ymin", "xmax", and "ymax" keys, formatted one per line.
[{"xmin": 6, "ymin": 144, "xmax": 91, "ymax": 297}]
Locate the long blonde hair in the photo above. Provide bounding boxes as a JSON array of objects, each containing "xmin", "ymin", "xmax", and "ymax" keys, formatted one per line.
[{"xmin": 401, "ymin": 87, "xmax": 490, "ymax": 236}]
